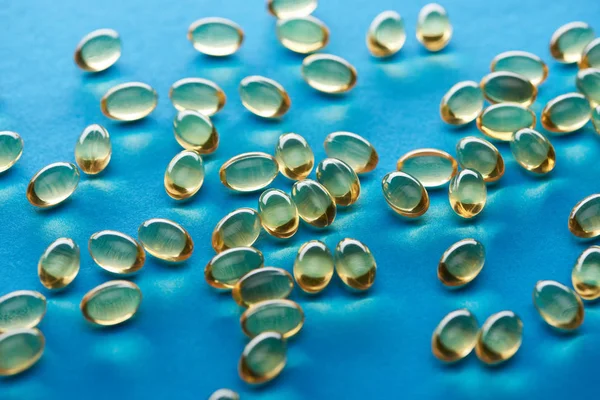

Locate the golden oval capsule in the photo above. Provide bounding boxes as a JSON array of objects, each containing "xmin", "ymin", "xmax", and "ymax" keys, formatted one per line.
[
  {"xmin": 38, "ymin": 238, "xmax": 80, "ymax": 290},
  {"xmin": 275, "ymin": 133, "xmax": 314, "ymax": 180},
  {"xmin": 258, "ymin": 189, "xmax": 299, "ymax": 239},
  {"xmin": 576, "ymin": 68, "xmax": 600, "ymax": 106},
  {"xmin": 187, "ymin": 17, "xmax": 243, "ymax": 56},
  {"xmin": 593, "ymin": 105, "xmax": 600, "ymax": 134},
  {"xmin": 74, "ymin": 28, "xmax": 121, "ymax": 72},
  {"xmin": 491, "ymin": 51, "xmax": 548, "ymax": 86},
  {"xmin": 480, "ymin": 71, "xmax": 537, "ymax": 107},
  {"xmin": 205, "ymin": 247, "xmax": 264, "ymax": 289},
  {"xmin": 550, "ymin": 21, "xmax": 594, "ymax": 64},
  {"xmin": 316, "ymin": 158, "xmax": 360, "ymax": 206},
  {"xmin": 0, "ymin": 291, "xmax": 46, "ymax": 333},
  {"xmin": 301, "ymin": 54, "xmax": 357, "ymax": 94},
  {"xmin": 89, "ymin": 230, "xmax": 145, "ymax": 275},
  {"xmin": 209, "ymin": 389, "xmax": 239, "ymax": 400},
  {"xmin": 219, "ymin": 152, "xmax": 279, "ymax": 193},
  {"xmin": 475, "ymin": 311, "xmax": 523, "ymax": 365},
  {"xmin": 438, "ymin": 239, "xmax": 485, "ymax": 287},
  {"xmin": 448, "ymin": 169, "xmax": 486, "ymax": 219},
  {"xmin": 239, "ymin": 76, "xmax": 291, "ymax": 118},
  {"xmin": 240, "ymin": 299, "xmax": 304, "ymax": 338},
  {"xmin": 101, "ymin": 82, "xmax": 158, "ymax": 122},
  {"xmin": 293, "ymin": 240, "xmax": 334, "ymax": 294},
  {"xmin": 0, "ymin": 328, "xmax": 45, "ymax": 376},
  {"xmin": 366, "ymin": 11, "xmax": 406, "ymax": 57},
  {"xmin": 510, "ymin": 128, "xmax": 556, "ymax": 174},
  {"xmin": 239, "ymin": 331, "xmax": 286, "ymax": 385},
  {"xmin": 335, "ymin": 238, "xmax": 376, "ymax": 291},
  {"xmin": 439, "ymin": 81, "xmax": 484, "ymax": 125},
  {"xmin": 323, "ymin": 131, "xmax": 378, "ymax": 173},
  {"xmin": 456, "ymin": 136, "xmax": 504, "ymax": 183},
  {"xmin": 568, "ymin": 194, "xmax": 600, "ymax": 239},
  {"xmin": 476, "ymin": 103, "xmax": 536, "ymax": 141},
  {"xmin": 416, "ymin": 3, "xmax": 452, "ymax": 52},
  {"xmin": 80, "ymin": 280, "xmax": 142, "ymax": 326},
  {"xmin": 381, "ymin": 171, "xmax": 430, "ymax": 218},
  {"xmin": 432, "ymin": 309, "xmax": 478, "ymax": 363},
  {"xmin": 267, "ymin": 0, "xmax": 316, "ymax": 19},
  {"xmin": 0, "ymin": 131, "xmax": 23, "ymax": 173},
  {"xmin": 396, "ymin": 149, "xmax": 458, "ymax": 188},
  {"xmin": 212, "ymin": 208, "xmax": 261, "ymax": 252},
  {"xmin": 572, "ymin": 246, "xmax": 600, "ymax": 300},
  {"xmin": 173, "ymin": 110, "xmax": 219, "ymax": 153},
  {"xmin": 541, "ymin": 93, "xmax": 591, "ymax": 134},
  {"xmin": 75, "ymin": 124, "xmax": 111, "ymax": 175},
  {"xmin": 138, "ymin": 218, "xmax": 193, "ymax": 262},
  {"xmin": 291, "ymin": 179, "xmax": 336, "ymax": 228},
  {"xmin": 276, "ymin": 16, "xmax": 329, "ymax": 54},
  {"xmin": 169, "ymin": 77, "xmax": 226, "ymax": 116},
  {"xmin": 26, "ymin": 162, "xmax": 80, "ymax": 208},
  {"xmin": 580, "ymin": 37, "xmax": 600, "ymax": 69},
  {"xmin": 164, "ymin": 150, "xmax": 205, "ymax": 200},
  {"xmin": 533, "ymin": 280, "xmax": 584, "ymax": 330},
  {"xmin": 233, "ymin": 267, "xmax": 294, "ymax": 307}
]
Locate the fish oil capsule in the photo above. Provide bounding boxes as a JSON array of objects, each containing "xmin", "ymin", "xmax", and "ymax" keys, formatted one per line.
[
  {"xmin": 381, "ymin": 171, "xmax": 430, "ymax": 218},
  {"xmin": 576, "ymin": 68, "xmax": 600, "ymax": 106},
  {"xmin": 448, "ymin": 169, "xmax": 486, "ymax": 219},
  {"xmin": 233, "ymin": 267, "xmax": 294, "ymax": 307},
  {"xmin": 475, "ymin": 311, "xmax": 523, "ymax": 365},
  {"xmin": 335, "ymin": 238, "xmax": 376, "ymax": 291},
  {"xmin": 291, "ymin": 179, "xmax": 336, "ymax": 228},
  {"xmin": 26, "ymin": 162, "xmax": 80, "ymax": 208},
  {"xmin": 169, "ymin": 78, "xmax": 226, "ymax": 116},
  {"xmin": 101, "ymin": 82, "xmax": 158, "ymax": 122},
  {"xmin": 316, "ymin": 158, "xmax": 360, "ymax": 206},
  {"xmin": 275, "ymin": 133, "xmax": 314, "ymax": 180},
  {"xmin": 240, "ymin": 299, "xmax": 304, "ymax": 338},
  {"xmin": 164, "ymin": 150, "xmax": 205, "ymax": 200},
  {"xmin": 439, "ymin": 81, "xmax": 484, "ymax": 125},
  {"xmin": 0, "ymin": 328, "xmax": 45, "ymax": 376},
  {"xmin": 212, "ymin": 208, "xmax": 261, "ymax": 252},
  {"xmin": 88, "ymin": 230, "xmax": 145, "ymax": 275},
  {"xmin": 323, "ymin": 131, "xmax": 378, "ymax": 173},
  {"xmin": 209, "ymin": 389, "xmax": 239, "ymax": 400},
  {"xmin": 268, "ymin": 0, "xmax": 317, "ymax": 19},
  {"xmin": 572, "ymin": 246, "xmax": 600, "ymax": 300},
  {"xmin": 293, "ymin": 240, "xmax": 334, "ymax": 294},
  {"xmin": 541, "ymin": 93, "xmax": 591, "ymax": 134},
  {"xmin": 593, "ymin": 106, "xmax": 600, "ymax": 133},
  {"xmin": 187, "ymin": 17, "xmax": 244, "ymax": 56},
  {"xmin": 476, "ymin": 103, "xmax": 536, "ymax": 141},
  {"xmin": 239, "ymin": 331, "xmax": 286, "ymax": 385},
  {"xmin": 0, "ymin": 131, "xmax": 23, "ymax": 173},
  {"xmin": 580, "ymin": 37, "xmax": 600, "ymax": 69},
  {"xmin": 138, "ymin": 218, "xmax": 193, "ymax": 262},
  {"xmin": 396, "ymin": 149, "xmax": 457, "ymax": 188},
  {"xmin": 510, "ymin": 128, "xmax": 556, "ymax": 174},
  {"xmin": 173, "ymin": 110, "xmax": 219, "ymax": 154},
  {"xmin": 74, "ymin": 28, "xmax": 121, "ymax": 72},
  {"xmin": 480, "ymin": 71, "xmax": 537, "ymax": 107},
  {"xmin": 550, "ymin": 22, "xmax": 594, "ymax": 64},
  {"xmin": 301, "ymin": 54, "xmax": 357, "ymax": 94},
  {"xmin": 258, "ymin": 189, "xmax": 299, "ymax": 239},
  {"xmin": 569, "ymin": 194, "xmax": 600, "ymax": 239},
  {"xmin": 533, "ymin": 280, "xmax": 584, "ymax": 330},
  {"xmin": 80, "ymin": 280, "xmax": 142, "ymax": 326},
  {"xmin": 38, "ymin": 238, "xmax": 80, "ymax": 290},
  {"xmin": 456, "ymin": 136, "xmax": 504, "ymax": 183},
  {"xmin": 366, "ymin": 11, "xmax": 406, "ymax": 57},
  {"xmin": 220, "ymin": 152, "xmax": 279, "ymax": 192},
  {"xmin": 75, "ymin": 124, "xmax": 111, "ymax": 175},
  {"xmin": 431, "ymin": 309, "xmax": 478, "ymax": 363},
  {"xmin": 239, "ymin": 76, "xmax": 291, "ymax": 118},
  {"xmin": 416, "ymin": 3, "xmax": 452, "ymax": 52},
  {"xmin": 0, "ymin": 291, "xmax": 46, "ymax": 332},
  {"xmin": 491, "ymin": 51, "xmax": 549, "ymax": 86},
  {"xmin": 205, "ymin": 247, "xmax": 264, "ymax": 289},
  {"xmin": 276, "ymin": 16, "xmax": 329, "ymax": 54},
  {"xmin": 438, "ymin": 239, "xmax": 485, "ymax": 287}
]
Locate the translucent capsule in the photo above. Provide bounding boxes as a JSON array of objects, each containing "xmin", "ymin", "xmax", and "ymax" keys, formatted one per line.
[
  {"xmin": 456, "ymin": 136, "xmax": 504, "ymax": 183},
  {"xmin": 0, "ymin": 328, "xmax": 45, "ymax": 376},
  {"xmin": 240, "ymin": 299, "xmax": 304, "ymax": 338},
  {"xmin": 480, "ymin": 71, "xmax": 537, "ymax": 107},
  {"xmin": 75, "ymin": 124, "xmax": 111, "ymax": 175},
  {"xmin": 164, "ymin": 150, "xmax": 205, "ymax": 200},
  {"xmin": 316, "ymin": 158, "xmax": 360, "ymax": 206},
  {"xmin": 593, "ymin": 106, "xmax": 600, "ymax": 134},
  {"xmin": 38, "ymin": 238, "xmax": 80, "ymax": 290},
  {"xmin": 233, "ymin": 267, "xmax": 294, "ymax": 307},
  {"xmin": 258, "ymin": 189, "xmax": 299, "ymax": 239},
  {"xmin": 569, "ymin": 194, "xmax": 600, "ymax": 239},
  {"xmin": 576, "ymin": 68, "xmax": 600, "ymax": 106},
  {"xmin": 0, "ymin": 291, "xmax": 46, "ymax": 333},
  {"xmin": 101, "ymin": 82, "xmax": 158, "ymax": 122},
  {"xmin": 80, "ymin": 280, "xmax": 142, "ymax": 326},
  {"xmin": 416, "ymin": 3, "xmax": 452, "ymax": 52},
  {"xmin": 173, "ymin": 110, "xmax": 219, "ymax": 154},
  {"xmin": 209, "ymin": 389, "xmax": 239, "ymax": 400},
  {"xmin": 475, "ymin": 311, "xmax": 523, "ymax": 365},
  {"xmin": 0, "ymin": 131, "xmax": 23, "ymax": 173},
  {"xmin": 541, "ymin": 93, "xmax": 591, "ymax": 134},
  {"xmin": 239, "ymin": 331, "xmax": 286, "ymax": 385},
  {"xmin": 138, "ymin": 219, "xmax": 193, "ymax": 262},
  {"xmin": 533, "ymin": 280, "xmax": 584, "ymax": 330},
  {"xmin": 239, "ymin": 76, "xmax": 291, "ymax": 118},
  {"xmin": 26, "ymin": 162, "xmax": 80, "ymax": 208},
  {"xmin": 301, "ymin": 54, "xmax": 357, "ymax": 94},
  {"xmin": 291, "ymin": 179, "xmax": 336, "ymax": 228},
  {"xmin": 205, "ymin": 247, "xmax": 264, "ymax": 289},
  {"xmin": 510, "ymin": 128, "xmax": 556, "ymax": 174},
  {"xmin": 275, "ymin": 133, "xmax": 314, "ymax": 180},
  {"xmin": 396, "ymin": 149, "xmax": 457, "ymax": 188},
  {"xmin": 572, "ymin": 246, "xmax": 600, "ymax": 300},
  {"xmin": 550, "ymin": 22, "xmax": 594, "ymax": 64},
  {"xmin": 276, "ymin": 16, "xmax": 329, "ymax": 54},
  {"xmin": 212, "ymin": 208, "xmax": 261, "ymax": 252},
  {"xmin": 74, "ymin": 28, "xmax": 121, "ymax": 72},
  {"xmin": 580, "ymin": 37, "xmax": 600, "ymax": 69},
  {"xmin": 476, "ymin": 103, "xmax": 536, "ymax": 141},
  {"xmin": 88, "ymin": 230, "xmax": 145, "ymax": 275},
  {"xmin": 323, "ymin": 131, "xmax": 378, "ymax": 173},
  {"xmin": 187, "ymin": 17, "xmax": 243, "ymax": 56},
  {"xmin": 381, "ymin": 171, "xmax": 430, "ymax": 218},
  {"xmin": 267, "ymin": 0, "xmax": 317, "ymax": 19},
  {"xmin": 366, "ymin": 11, "xmax": 406, "ymax": 58},
  {"xmin": 439, "ymin": 81, "xmax": 484, "ymax": 125},
  {"xmin": 335, "ymin": 238, "xmax": 376, "ymax": 291},
  {"xmin": 293, "ymin": 240, "xmax": 334, "ymax": 294},
  {"xmin": 438, "ymin": 239, "xmax": 485, "ymax": 287},
  {"xmin": 169, "ymin": 78, "xmax": 226, "ymax": 116},
  {"xmin": 431, "ymin": 309, "xmax": 478, "ymax": 363},
  {"xmin": 491, "ymin": 51, "xmax": 548, "ymax": 86},
  {"xmin": 448, "ymin": 169, "xmax": 486, "ymax": 219},
  {"xmin": 219, "ymin": 152, "xmax": 279, "ymax": 192}
]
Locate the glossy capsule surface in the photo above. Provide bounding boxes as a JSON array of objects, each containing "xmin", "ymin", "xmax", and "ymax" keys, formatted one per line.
[
  {"xmin": 381, "ymin": 171, "xmax": 429, "ymax": 218},
  {"xmin": 267, "ymin": 0, "xmax": 317, "ymax": 19},
  {"xmin": 569, "ymin": 194, "xmax": 600, "ymax": 239},
  {"xmin": 476, "ymin": 104, "xmax": 536, "ymax": 141},
  {"xmin": 480, "ymin": 71, "xmax": 537, "ymax": 107},
  {"xmin": 212, "ymin": 208, "xmax": 261, "ymax": 252},
  {"xmin": 334, "ymin": 238, "xmax": 376, "ymax": 291},
  {"xmin": 293, "ymin": 240, "xmax": 334, "ymax": 294},
  {"xmin": 439, "ymin": 81, "xmax": 484, "ymax": 125},
  {"xmin": 75, "ymin": 124, "xmax": 111, "ymax": 175},
  {"xmin": 510, "ymin": 129, "xmax": 555, "ymax": 174},
  {"xmin": 366, "ymin": 11, "xmax": 405, "ymax": 57},
  {"xmin": 0, "ymin": 131, "xmax": 24, "ymax": 173},
  {"xmin": 324, "ymin": 131, "xmax": 378, "ymax": 173},
  {"xmin": 438, "ymin": 239, "xmax": 485, "ymax": 287},
  {"xmin": 239, "ymin": 332, "xmax": 286, "ymax": 385},
  {"xmin": 205, "ymin": 247, "xmax": 264, "ymax": 289},
  {"xmin": 593, "ymin": 106, "xmax": 600, "ymax": 134},
  {"xmin": 220, "ymin": 152, "xmax": 279, "ymax": 192},
  {"xmin": 580, "ymin": 37, "xmax": 600, "ymax": 69},
  {"xmin": 456, "ymin": 136, "xmax": 504, "ymax": 182},
  {"xmin": 38, "ymin": 238, "xmax": 80, "ymax": 290},
  {"xmin": 550, "ymin": 22, "xmax": 594, "ymax": 64},
  {"xmin": 448, "ymin": 169, "xmax": 486, "ymax": 219},
  {"xmin": 233, "ymin": 267, "xmax": 294, "ymax": 307},
  {"xmin": 301, "ymin": 54, "xmax": 357, "ymax": 94},
  {"xmin": 0, "ymin": 328, "xmax": 45, "ymax": 376},
  {"xmin": 187, "ymin": 17, "xmax": 243, "ymax": 56},
  {"xmin": 173, "ymin": 110, "xmax": 219, "ymax": 153},
  {"xmin": 275, "ymin": 133, "xmax": 314, "ymax": 180},
  {"xmin": 0, "ymin": 291, "xmax": 46, "ymax": 333},
  {"xmin": 276, "ymin": 16, "xmax": 328, "ymax": 54},
  {"xmin": 74, "ymin": 28, "xmax": 121, "ymax": 72},
  {"xmin": 101, "ymin": 82, "xmax": 157, "ymax": 121},
  {"xmin": 258, "ymin": 189, "xmax": 299, "ymax": 239},
  {"xmin": 291, "ymin": 179, "xmax": 336, "ymax": 228},
  {"xmin": 239, "ymin": 76, "xmax": 291, "ymax": 118},
  {"xmin": 240, "ymin": 299, "xmax": 304, "ymax": 338},
  {"xmin": 169, "ymin": 78, "xmax": 226, "ymax": 116},
  {"xmin": 138, "ymin": 219, "xmax": 193, "ymax": 262},
  {"xmin": 541, "ymin": 93, "xmax": 591, "ymax": 134},
  {"xmin": 491, "ymin": 51, "xmax": 548, "ymax": 86},
  {"xmin": 88, "ymin": 230, "xmax": 145, "ymax": 275},
  {"xmin": 164, "ymin": 150, "xmax": 205, "ymax": 200},
  {"xmin": 396, "ymin": 149, "xmax": 457, "ymax": 188},
  {"xmin": 316, "ymin": 158, "xmax": 360, "ymax": 206},
  {"xmin": 80, "ymin": 280, "xmax": 142, "ymax": 326},
  {"xmin": 533, "ymin": 280, "xmax": 584, "ymax": 330},
  {"xmin": 26, "ymin": 162, "xmax": 80, "ymax": 208},
  {"xmin": 431, "ymin": 309, "xmax": 478, "ymax": 363},
  {"xmin": 416, "ymin": 3, "xmax": 452, "ymax": 51},
  {"xmin": 475, "ymin": 311, "xmax": 523, "ymax": 365},
  {"xmin": 572, "ymin": 246, "xmax": 600, "ymax": 300},
  {"xmin": 209, "ymin": 389, "xmax": 239, "ymax": 400},
  {"xmin": 576, "ymin": 68, "xmax": 600, "ymax": 106}
]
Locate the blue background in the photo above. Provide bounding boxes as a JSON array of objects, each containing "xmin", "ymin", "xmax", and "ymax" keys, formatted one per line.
[{"xmin": 2, "ymin": 0, "xmax": 600, "ymax": 398}]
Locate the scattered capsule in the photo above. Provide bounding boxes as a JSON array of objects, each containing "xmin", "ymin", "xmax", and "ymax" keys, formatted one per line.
[
  {"xmin": 448, "ymin": 169, "xmax": 486, "ymax": 219},
  {"xmin": 100, "ymin": 82, "xmax": 158, "ymax": 122},
  {"xmin": 258, "ymin": 189, "xmax": 299, "ymax": 239},
  {"xmin": 550, "ymin": 22, "xmax": 594, "ymax": 64},
  {"xmin": 219, "ymin": 152, "xmax": 279, "ymax": 192},
  {"xmin": 576, "ymin": 68, "xmax": 600, "ymax": 106},
  {"xmin": 75, "ymin": 124, "xmax": 111, "ymax": 175},
  {"xmin": 0, "ymin": 131, "xmax": 23, "ymax": 173},
  {"xmin": 381, "ymin": 171, "xmax": 430, "ymax": 218},
  {"xmin": 541, "ymin": 93, "xmax": 591, "ymax": 134},
  {"xmin": 335, "ymin": 238, "xmax": 376, "ymax": 291},
  {"xmin": 239, "ymin": 76, "xmax": 291, "ymax": 118},
  {"xmin": 323, "ymin": 131, "xmax": 378, "ymax": 173},
  {"xmin": 293, "ymin": 240, "xmax": 334, "ymax": 294},
  {"xmin": 396, "ymin": 149, "xmax": 457, "ymax": 188},
  {"xmin": 572, "ymin": 246, "xmax": 600, "ymax": 300},
  {"xmin": 275, "ymin": 133, "xmax": 314, "ymax": 180},
  {"xmin": 291, "ymin": 179, "xmax": 336, "ymax": 228},
  {"xmin": 233, "ymin": 267, "xmax": 294, "ymax": 307},
  {"xmin": 164, "ymin": 150, "xmax": 205, "ymax": 200},
  {"xmin": 416, "ymin": 3, "xmax": 452, "ymax": 52},
  {"xmin": 239, "ymin": 331, "xmax": 286, "ymax": 385},
  {"xmin": 366, "ymin": 11, "xmax": 406, "ymax": 58},
  {"xmin": 267, "ymin": 0, "xmax": 317, "ymax": 19},
  {"xmin": 187, "ymin": 17, "xmax": 243, "ymax": 56},
  {"xmin": 212, "ymin": 208, "xmax": 261, "ymax": 252},
  {"xmin": 480, "ymin": 71, "xmax": 537, "ymax": 107},
  {"xmin": 316, "ymin": 158, "xmax": 360, "ymax": 206},
  {"xmin": 80, "ymin": 280, "xmax": 142, "ymax": 326},
  {"xmin": 209, "ymin": 389, "xmax": 240, "ymax": 400},
  {"xmin": 593, "ymin": 106, "xmax": 600, "ymax": 133},
  {"xmin": 74, "ymin": 29, "xmax": 121, "ymax": 72},
  {"xmin": 0, "ymin": 328, "xmax": 45, "ymax": 376},
  {"xmin": 301, "ymin": 54, "xmax": 357, "ymax": 94},
  {"xmin": 431, "ymin": 309, "xmax": 479, "ymax": 363},
  {"xmin": 475, "ymin": 311, "xmax": 523, "ymax": 365},
  {"xmin": 0, "ymin": 291, "xmax": 46, "ymax": 333},
  {"xmin": 456, "ymin": 136, "xmax": 504, "ymax": 183},
  {"xmin": 240, "ymin": 299, "xmax": 304, "ymax": 338},
  {"xmin": 580, "ymin": 37, "xmax": 600, "ymax": 69},
  {"xmin": 439, "ymin": 81, "xmax": 484, "ymax": 125},
  {"xmin": 38, "ymin": 238, "xmax": 80, "ymax": 290},
  {"xmin": 533, "ymin": 280, "xmax": 584, "ymax": 330},
  {"xmin": 510, "ymin": 129, "xmax": 556, "ymax": 174},
  {"xmin": 26, "ymin": 162, "xmax": 80, "ymax": 208},
  {"xmin": 205, "ymin": 247, "xmax": 264, "ymax": 289},
  {"xmin": 138, "ymin": 219, "xmax": 193, "ymax": 262},
  {"xmin": 173, "ymin": 110, "xmax": 219, "ymax": 154},
  {"xmin": 438, "ymin": 239, "xmax": 485, "ymax": 287},
  {"xmin": 569, "ymin": 194, "xmax": 600, "ymax": 239},
  {"xmin": 88, "ymin": 230, "xmax": 145, "ymax": 275},
  {"xmin": 476, "ymin": 103, "xmax": 536, "ymax": 141},
  {"xmin": 169, "ymin": 78, "xmax": 226, "ymax": 116},
  {"xmin": 491, "ymin": 51, "xmax": 548, "ymax": 86},
  {"xmin": 276, "ymin": 16, "xmax": 329, "ymax": 54}
]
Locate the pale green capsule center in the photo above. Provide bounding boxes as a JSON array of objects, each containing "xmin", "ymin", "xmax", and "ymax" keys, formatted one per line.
[
  {"xmin": 210, "ymin": 248, "xmax": 263, "ymax": 283},
  {"xmin": 0, "ymin": 133, "xmax": 23, "ymax": 172},
  {"xmin": 243, "ymin": 302, "xmax": 303, "ymax": 336},
  {"xmin": 166, "ymin": 152, "xmax": 204, "ymax": 190},
  {"xmin": 534, "ymin": 284, "xmax": 581, "ymax": 325},
  {"xmin": 244, "ymin": 335, "xmax": 286, "ymax": 376},
  {"xmin": 481, "ymin": 316, "xmax": 521, "ymax": 354},
  {"xmin": 382, "ymin": 173, "xmax": 423, "ymax": 210},
  {"xmin": 260, "ymin": 191, "xmax": 296, "ymax": 227}
]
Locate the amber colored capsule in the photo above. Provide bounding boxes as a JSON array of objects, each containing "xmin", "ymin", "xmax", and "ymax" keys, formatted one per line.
[
  {"xmin": 316, "ymin": 158, "xmax": 361, "ymax": 206},
  {"xmin": 381, "ymin": 171, "xmax": 430, "ymax": 218},
  {"xmin": 480, "ymin": 71, "xmax": 537, "ymax": 107},
  {"xmin": 88, "ymin": 230, "xmax": 145, "ymax": 275},
  {"xmin": 366, "ymin": 11, "xmax": 406, "ymax": 58},
  {"xmin": 438, "ymin": 238, "xmax": 485, "ymax": 287},
  {"xmin": 533, "ymin": 280, "xmax": 584, "ymax": 330},
  {"xmin": 301, "ymin": 54, "xmax": 357, "ymax": 94},
  {"xmin": 219, "ymin": 152, "xmax": 279, "ymax": 192},
  {"xmin": 238, "ymin": 331, "xmax": 287, "ymax": 385},
  {"xmin": 291, "ymin": 179, "xmax": 336, "ymax": 228},
  {"xmin": 541, "ymin": 93, "xmax": 591, "ymax": 134},
  {"xmin": 448, "ymin": 169, "xmax": 487, "ymax": 219},
  {"xmin": 0, "ymin": 291, "xmax": 46, "ymax": 333},
  {"xmin": 258, "ymin": 189, "xmax": 299, "ymax": 239},
  {"xmin": 431, "ymin": 309, "xmax": 479, "ymax": 363},
  {"xmin": 490, "ymin": 50, "xmax": 548, "ymax": 86},
  {"xmin": 416, "ymin": 3, "xmax": 452, "ymax": 52},
  {"xmin": 334, "ymin": 238, "xmax": 376, "ymax": 291},
  {"xmin": 80, "ymin": 280, "xmax": 142, "ymax": 326},
  {"xmin": 456, "ymin": 136, "xmax": 504, "ymax": 183},
  {"xmin": 240, "ymin": 299, "xmax": 304, "ymax": 339},
  {"xmin": 510, "ymin": 128, "xmax": 556, "ymax": 175},
  {"xmin": 205, "ymin": 247, "xmax": 264, "ymax": 289},
  {"xmin": 232, "ymin": 267, "xmax": 294, "ymax": 307},
  {"xmin": 276, "ymin": 16, "xmax": 329, "ymax": 54},
  {"xmin": 549, "ymin": 21, "xmax": 594, "ymax": 64},
  {"xmin": 396, "ymin": 149, "xmax": 457, "ymax": 188},
  {"xmin": 440, "ymin": 81, "xmax": 484, "ymax": 125},
  {"xmin": 275, "ymin": 133, "xmax": 314, "ymax": 180},
  {"xmin": 580, "ymin": 37, "xmax": 600, "ymax": 69},
  {"xmin": 239, "ymin": 76, "xmax": 291, "ymax": 118},
  {"xmin": 212, "ymin": 208, "xmax": 261, "ymax": 252},
  {"xmin": 572, "ymin": 246, "xmax": 600, "ymax": 300},
  {"xmin": 323, "ymin": 132, "xmax": 378, "ymax": 174},
  {"xmin": 26, "ymin": 162, "xmax": 80, "ymax": 208},
  {"xmin": 38, "ymin": 238, "xmax": 80, "ymax": 290},
  {"xmin": 187, "ymin": 17, "xmax": 244, "ymax": 56},
  {"xmin": 293, "ymin": 240, "xmax": 334, "ymax": 294},
  {"xmin": 138, "ymin": 218, "xmax": 194, "ymax": 262},
  {"xmin": 475, "ymin": 311, "xmax": 523, "ymax": 365},
  {"xmin": 568, "ymin": 194, "xmax": 600, "ymax": 239},
  {"xmin": 74, "ymin": 124, "xmax": 112, "ymax": 175},
  {"xmin": 476, "ymin": 103, "xmax": 536, "ymax": 141},
  {"xmin": 0, "ymin": 328, "xmax": 45, "ymax": 376}
]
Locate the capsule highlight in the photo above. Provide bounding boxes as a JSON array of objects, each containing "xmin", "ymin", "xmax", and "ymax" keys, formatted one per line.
[
  {"xmin": 164, "ymin": 150, "xmax": 205, "ymax": 200},
  {"xmin": 169, "ymin": 78, "xmax": 226, "ymax": 116},
  {"xmin": 416, "ymin": 3, "xmax": 452, "ymax": 51},
  {"xmin": 491, "ymin": 51, "xmax": 548, "ymax": 86},
  {"xmin": 173, "ymin": 110, "xmax": 219, "ymax": 153},
  {"xmin": 26, "ymin": 162, "xmax": 80, "ymax": 208},
  {"xmin": 301, "ymin": 54, "xmax": 357, "ymax": 93},
  {"xmin": 440, "ymin": 81, "xmax": 484, "ymax": 125},
  {"xmin": 138, "ymin": 218, "xmax": 193, "ymax": 262},
  {"xmin": 0, "ymin": 131, "xmax": 24, "ymax": 173},
  {"xmin": 324, "ymin": 131, "xmax": 378, "ymax": 173},
  {"xmin": 293, "ymin": 240, "xmax": 334, "ymax": 294},
  {"xmin": 101, "ymin": 82, "xmax": 158, "ymax": 122},
  {"xmin": 381, "ymin": 171, "xmax": 430, "ymax": 218},
  {"xmin": 533, "ymin": 280, "xmax": 584, "ymax": 330},
  {"xmin": 366, "ymin": 11, "xmax": 406, "ymax": 57},
  {"xmin": 205, "ymin": 247, "xmax": 264, "ymax": 289},
  {"xmin": 510, "ymin": 128, "xmax": 555, "ymax": 174},
  {"xmin": 80, "ymin": 280, "xmax": 142, "ymax": 326},
  {"xmin": 239, "ymin": 76, "xmax": 291, "ymax": 118},
  {"xmin": 75, "ymin": 124, "xmax": 111, "ymax": 175},
  {"xmin": 212, "ymin": 208, "xmax": 261, "ymax": 252},
  {"xmin": 550, "ymin": 22, "xmax": 594, "ymax": 64},
  {"xmin": 232, "ymin": 267, "xmax": 294, "ymax": 307},
  {"xmin": 220, "ymin": 152, "xmax": 279, "ymax": 192},
  {"xmin": 432, "ymin": 309, "xmax": 478, "ymax": 363},
  {"xmin": 448, "ymin": 169, "xmax": 486, "ymax": 219},
  {"xmin": 258, "ymin": 189, "xmax": 299, "ymax": 239},
  {"xmin": 187, "ymin": 17, "xmax": 243, "ymax": 56},
  {"xmin": 275, "ymin": 133, "xmax": 314, "ymax": 180},
  {"xmin": 74, "ymin": 28, "xmax": 121, "ymax": 72},
  {"xmin": 572, "ymin": 246, "xmax": 600, "ymax": 300},
  {"xmin": 276, "ymin": 16, "xmax": 329, "ymax": 54},
  {"xmin": 541, "ymin": 93, "xmax": 591, "ymax": 134},
  {"xmin": 456, "ymin": 136, "xmax": 504, "ymax": 183},
  {"xmin": 38, "ymin": 238, "xmax": 80, "ymax": 290},
  {"xmin": 291, "ymin": 179, "xmax": 336, "ymax": 228},
  {"xmin": 476, "ymin": 103, "xmax": 536, "ymax": 141},
  {"xmin": 334, "ymin": 238, "xmax": 376, "ymax": 291}
]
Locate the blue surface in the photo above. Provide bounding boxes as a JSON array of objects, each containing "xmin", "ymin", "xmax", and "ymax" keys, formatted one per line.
[{"xmin": 2, "ymin": 0, "xmax": 600, "ymax": 398}]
